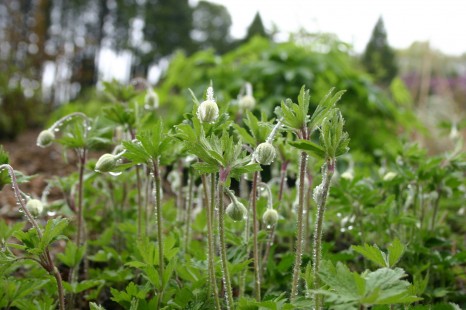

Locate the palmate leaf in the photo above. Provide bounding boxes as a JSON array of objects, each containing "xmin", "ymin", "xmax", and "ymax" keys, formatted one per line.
[
  {"xmin": 317, "ymin": 261, "xmax": 421, "ymax": 308},
  {"xmin": 352, "ymin": 239, "xmax": 405, "ymax": 268},
  {"xmin": 31, "ymin": 218, "xmax": 69, "ymax": 255},
  {"xmin": 352, "ymin": 243, "xmax": 388, "ymax": 268}
]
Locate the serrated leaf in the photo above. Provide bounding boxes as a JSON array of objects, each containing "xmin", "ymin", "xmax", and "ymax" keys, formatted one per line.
[
  {"xmin": 387, "ymin": 238, "xmax": 405, "ymax": 267},
  {"xmin": 352, "ymin": 243, "xmax": 388, "ymax": 267},
  {"xmin": 89, "ymin": 302, "xmax": 106, "ymax": 310},
  {"xmin": 32, "ymin": 218, "xmax": 69, "ymax": 255},
  {"xmin": 57, "ymin": 242, "xmax": 85, "ymax": 268}
]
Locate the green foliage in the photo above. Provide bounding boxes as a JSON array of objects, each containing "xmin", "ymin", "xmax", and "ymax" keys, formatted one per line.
[
  {"xmin": 352, "ymin": 239, "xmax": 405, "ymax": 268},
  {"xmin": 316, "ymin": 260, "xmax": 421, "ymax": 309},
  {"xmin": 159, "ymin": 37, "xmax": 411, "ymax": 155}
]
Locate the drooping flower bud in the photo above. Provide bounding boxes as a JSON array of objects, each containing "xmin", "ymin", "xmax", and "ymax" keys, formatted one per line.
[
  {"xmin": 254, "ymin": 142, "xmax": 276, "ymax": 165},
  {"xmin": 239, "ymin": 95, "xmax": 256, "ymax": 110},
  {"xmin": 26, "ymin": 199, "xmax": 43, "ymax": 216},
  {"xmin": 262, "ymin": 208, "xmax": 278, "ymax": 226},
  {"xmin": 95, "ymin": 154, "xmax": 118, "ymax": 173},
  {"xmin": 226, "ymin": 200, "xmax": 248, "ymax": 221},
  {"xmin": 197, "ymin": 99, "xmax": 219, "ymax": 123},
  {"xmin": 37, "ymin": 130, "xmax": 55, "ymax": 148}
]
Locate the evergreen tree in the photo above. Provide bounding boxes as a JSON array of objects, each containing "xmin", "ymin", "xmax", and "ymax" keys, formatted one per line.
[
  {"xmin": 244, "ymin": 12, "xmax": 269, "ymax": 41},
  {"xmin": 362, "ymin": 17, "xmax": 397, "ymax": 85}
]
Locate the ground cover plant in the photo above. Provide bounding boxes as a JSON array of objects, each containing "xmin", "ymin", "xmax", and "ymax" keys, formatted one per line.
[{"xmin": 0, "ymin": 79, "xmax": 465, "ymax": 310}]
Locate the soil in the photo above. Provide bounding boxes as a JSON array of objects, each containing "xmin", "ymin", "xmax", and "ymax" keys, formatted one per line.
[{"xmin": 0, "ymin": 129, "xmax": 80, "ymax": 220}]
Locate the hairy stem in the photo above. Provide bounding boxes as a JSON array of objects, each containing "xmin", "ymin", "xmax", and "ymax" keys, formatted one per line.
[
  {"xmin": 204, "ymin": 174, "xmax": 221, "ymax": 309},
  {"xmin": 251, "ymin": 171, "xmax": 261, "ymax": 301},
  {"xmin": 290, "ymin": 151, "xmax": 308, "ymax": 301},
  {"xmin": 0, "ymin": 164, "xmax": 65, "ymax": 310},
  {"xmin": 184, "ymin": 172, "xmax": 194, "ymax": 253},
  {"xmin": 152, "ymin": 159, "xmax": 165, "ymax": 306},
  {"xmin": 313, "ymin": 159, "xmax": 335, "ymax": 309},
  {"xmin": 262, "ymin": 161, "xmax": 288, "ymax": 269},
  {"xmin": 218, "ymin": 175, "xmax": 234, "ymax": 309}
]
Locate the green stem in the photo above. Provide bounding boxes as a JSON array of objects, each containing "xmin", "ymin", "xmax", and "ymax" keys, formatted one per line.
[
  {"xmin": 76, "ymin": 149, "xmax": 87, "ymax": 247},
  {"xmin": 205, "ymin": 174, "xmax": 221, "ymax": 309},
  {"xmin": 313, "ymin": 159, "xmax": 335, "ymax": 309},
  {"xmin": 290, "ymin": 151, "xmax": 308, "ymax": 301},
  {"xmin": 184, "ymin": 172, "xmax": 194, "ymax": 253},
  {"xmin": 430, "ymin": 188, "xmax": 441, "ymax": 231},
  {"xmin": 251, "ymin": 171, "xmax": 261, "ymax": 301},
  {"xmin": 218, "ymin": 175, "xmax": 234, "ymax": 309},
  {"xmin": 152, "ymin": 159, "xmax": 165, "ymax": 306},
  {"xmin": 136, "ymin": 165, "xmax": 143, "ymax": 239}
]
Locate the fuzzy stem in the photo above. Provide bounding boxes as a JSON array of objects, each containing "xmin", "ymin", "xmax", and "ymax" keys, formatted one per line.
[
  {"xmin": 217, "ymin": 175, "xmax": 234, "ymax": 309},
  {"xmin": 0, "ymin": 164, "xmax": 65, "ymax": 310},
  {"xmin": 251, "ymin": 171, "xmax": 261, "ymax": 301},
  {"xmin": 53, "ymin": 266, "xmax": 66, "ymax": 310},
  {"xmin": 204, "ymin": 174, "xmax": 221, "ymax": 309},
  {"xmin": 313, "ymin": 159, "xmax": 335, "ymax": 309},
  {"xmin": 430, "ymin": 187, "xmax": 442, "ymax": 231},
  {"xmin": 152, "ymin": 159, "xmax": 165, "ymax": 306},
  {"xmin": 76, "ymin": 149, "xmax": 87, "ymax": 247},
  {"xmin": 184, "ymin": 172, "xmax": 194, "ymax": 253},
  {"xmin": 136, "ymin": 165, "xmax": 143, "ymax": 239},
  {"xmin": 290, "ymin": 151, "xmax": 308, "ymax": 301}
]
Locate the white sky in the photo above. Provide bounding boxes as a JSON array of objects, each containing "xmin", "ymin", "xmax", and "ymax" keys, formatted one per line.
[{"xmin": 205, "ymin": 0, "xmax": 466, "ymax": 55}]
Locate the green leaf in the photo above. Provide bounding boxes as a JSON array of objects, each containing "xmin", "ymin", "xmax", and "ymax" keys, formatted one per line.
[
  {"xmin": 57, "ymin": 242, "xmax": 85, "ymax": 268},
  {"xmin": 387, "ymin": 238, "xmax": 405, "ymax": 267},
  {"xmin": 352, "ymin": 243, "xmax": 388, "ymax": 267},
  {"xmin": 289, "ymin": 140, "xmax": 326, "ymax": 159},
  {"xmin": 31, "ymin": 218, "xmax": 69, "ymax": 255},
  {"xmin": 192, "ymin": 162, "xmax": 219, "ymax": 175},
  {"xmin": 63, "ymin": 279, "xmax": 104, "ymax": 294},
  {"xmin": 89, "ymin": 302, "xmax": 106, "ymax": 310}
]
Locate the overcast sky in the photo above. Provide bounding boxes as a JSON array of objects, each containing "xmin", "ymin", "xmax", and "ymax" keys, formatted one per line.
[{"xmin": 205, "ymin": 0, "xmax": 466, "ymax": 55}]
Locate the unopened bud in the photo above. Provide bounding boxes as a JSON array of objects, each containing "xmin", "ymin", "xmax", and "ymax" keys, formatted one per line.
[
  {"xmin": 262, "ymin": 208, "xmax": 278, "ymax": 226},
  {"xmin": 197, "ymin": 99, "xmax": 219, "ymax": 123},
  {"xmin": 226, "ymin": 200, "xmax": 248, "ymax": 221},
  {"xmin": 239, "ymin": 95, "xmax": 256, "ymax": 110},
  {"xmin": 254, "ymin": 142, "xmax": 276, "ymax": 165},
  {"xmin": 144, "ymin": 89, "xmax": 159, "ymax": 109},
  {"xmin": 95, "ymin": 154, "xmax": 117, "ymax": 173},
  {"xmin": 37, "ymin": 130, "xmax": 55, "ymax": 148},
  {"xmin": 26, "ymin": 199, "xmax": 43, "ymax": 216},
  {"xmin": 383, "ymin": 171, "xmax": 397, "ymax": 181}
]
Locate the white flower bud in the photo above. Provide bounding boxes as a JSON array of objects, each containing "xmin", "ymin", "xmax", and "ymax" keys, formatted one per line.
[
  {"xmin": 144, "ymin": 89, "xmax": 159, "ymax": 109},
  {"xmin": 254, "ymin": 142, "xmax": 276, "ymax": 165},
  {"xmin": 341, "ymin": 170, "xmax": 354, "ymax": 180},
  {"xmin": 95, "ymin": 154, "xmax": 117, "ymax": 173},
  {"xmin": 26, "ymin": 199, "xmax": 43, "ymax": 216},
  {"xmin": 383, "ymin": 171, "xmax": 397, "ymax": 181},
  {"xmin": 226, "ymin": 201, "xmax": 248, "ymax": 221},
  {"xmin": 37, "ymin": 130, "xmax": 55, "ymax": 148},
  {"xmin": 197, "ymin": 99, "xmax": 219, "ymax": 123},
  {"xmin": 262, "ymin": 208, "xmax": 278, "ymax": 226},
  {"xmin": 239, "ymin": 95, "xmax": 256, "ymax": 110}
]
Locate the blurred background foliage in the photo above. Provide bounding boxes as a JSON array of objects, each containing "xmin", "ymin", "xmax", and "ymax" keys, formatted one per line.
[{"xmin": 0, "ymin": 0, "xmax": 465, "ymax": 154}]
